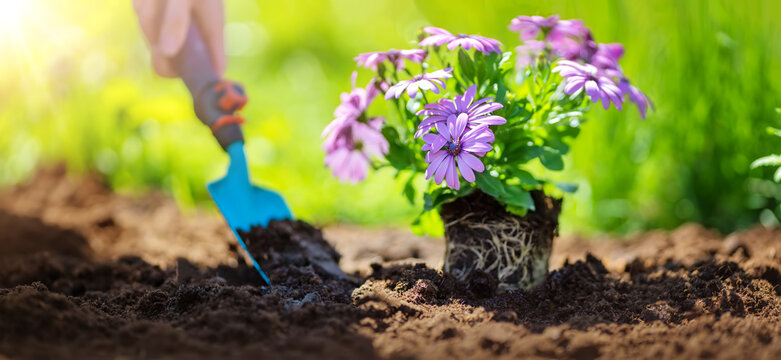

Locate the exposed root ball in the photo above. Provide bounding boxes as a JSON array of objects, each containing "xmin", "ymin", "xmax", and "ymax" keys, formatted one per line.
[{"xmin": 441, "ymin": 190, "xmax": 561, "ymax": 291}]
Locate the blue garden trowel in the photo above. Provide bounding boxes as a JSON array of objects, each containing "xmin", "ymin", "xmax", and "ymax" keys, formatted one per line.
[{"xmin": 176, "ymin": 26, "xmax": 292, "ymax": 285}]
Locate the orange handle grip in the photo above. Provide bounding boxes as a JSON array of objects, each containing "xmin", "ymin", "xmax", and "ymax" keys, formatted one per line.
[
  {"xmin": 176, "ymin": 26, "xmax": 247, "ymax": 150},
  {"xmin": 214, "ymin": 81, "xmax": 248, "ymax": 113}
]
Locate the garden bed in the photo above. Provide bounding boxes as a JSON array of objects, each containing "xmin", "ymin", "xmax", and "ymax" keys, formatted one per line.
[{"xmin": 1, "ymin": 168, "xmax": 781, "ymax": 359}]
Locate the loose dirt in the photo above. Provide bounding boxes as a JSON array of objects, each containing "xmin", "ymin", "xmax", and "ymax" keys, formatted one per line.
[{"xmin": 1, "ymin": 168, "xmax": 780, "ymax": 359}]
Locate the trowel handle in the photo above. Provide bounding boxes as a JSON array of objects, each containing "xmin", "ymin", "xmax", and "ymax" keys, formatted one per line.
[{"xmin": 175, "ymin": 25, "xmax": 246, "ymax": 150}]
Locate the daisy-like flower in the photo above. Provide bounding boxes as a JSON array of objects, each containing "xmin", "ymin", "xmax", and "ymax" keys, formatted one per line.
[
  {"xmin": 553, "ymin": 60, "xmax": 623, "ymax": 110},
  {"xmin": 354, "ymin": 49, "xmax": 427, "ymax": 71},
  {"xmin": 323, "ymin": 74, "xmax": 389, "ymax": 182},
  {"xmin": 323, "ymin": 73, "xmax": 379, "ymax": 150},
  {"xmin": 415, "ymin": 85, "xmax": 506, "ymax": 138},
  {"xmin": 418, "ymin": 27, "xmax": 502, "ymax": 55},
  {"xmin": 384, "ymin": 68, "xmax": 453, "ymax": 100},
  {"xmin": 508, "ymin": 15, "xmax": 560, "ymax": 40},
  {"xmin": 332, "ymin": 74, "xmax": 379, "ymax": 122},
  {"xmin": 324, "ymin": 121, "xmax": 389, "ymax": 183},
  {"xmin": 423, "ymin": 114, "xmax": 494, "ymax": 190}
]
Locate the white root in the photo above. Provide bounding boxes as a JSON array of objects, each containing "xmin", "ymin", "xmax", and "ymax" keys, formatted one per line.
[{"xmin": 444, "ymin": 214, "xmax": 551, "ymax": 291}]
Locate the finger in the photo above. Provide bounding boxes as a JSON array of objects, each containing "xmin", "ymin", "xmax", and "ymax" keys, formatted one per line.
[
  {"xmin": 134, "ymin": 0, "xmax": 174, "ymax": 76},
  {"xmin": 159, "ymin": 0, "xmax": 192, "ymax": 57},
  {"xmin": 151, "ymin": 50, "xmax": 178, "ymax": 78},
  {"xmin": 193, "ymin": 0, "xmax": 226, "ymax": 76},
  {"xmin": 132, "ymin": 0, "xmax": 163, "ymax": 47}
]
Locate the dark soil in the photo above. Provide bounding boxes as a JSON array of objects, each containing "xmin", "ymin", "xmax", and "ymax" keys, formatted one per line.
[{"xmin": 2, "ymin": 168, "xmax": 781, "ymax": 359}]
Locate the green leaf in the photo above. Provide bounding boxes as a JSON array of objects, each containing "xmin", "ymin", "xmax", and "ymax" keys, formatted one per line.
[
  {"xmin": 502, "ymin": 143, "xmax": 541, "ymax": 163},
  {"xmin": 495, "ymin": 80, "xmax": 507, "ymax": 105},
  {"xmin": 508, "ymin": 168, "xmax": 540, "ymax": 186},
  {"xmin": 775, "ymin": 167, "xmax": 781, "ymax": 183},
  {"xmin": 483, "ymin": 51, "xmax": 500, "ymax": 80},
  {"xmin": 515, "ymin": 100, "xmax": 534, "ymax": 122},
  {"xmin": 458, "ymin": 48, "xmax": 475, "ymax": 81},
  {"xmin": 381, "ymin": 127, "xmax": 410, "ymax": 170},
  {"xmin": 503, "ymin": 185, "xmax": 535, "ymax": 210},
  {"xmin": 554, "ymin": 182, "xmax": 579, "ymax": 193},
  {"xmin": 475, "ymin": 52, "xmax": 488, "ymax": 82},
  {"xmin": 539, "ymin": 147, "xmax": 564, "ymax": 171},
  {"xmin": 475, "ymin": 173, "xmax": 535, "ymax": 212},
  {"xmin": 474, "ymin": 172, "xmax": 505, "ymax": 199},
  {"xmin": 767, "ymin": 126, "xmax": 781, "ymax": 137},
  {"xmin": 402, "ymin": 173, "xmax": 416, "ymax": 204},
  {"xmin": 423, "ymin": 187, "xmax": 454, "ymax": 212},
  {"xmin": 545, "ymin": 138, "xmax": 571, "ymax": 155},
  {"xmin": 505, "ymin": 205, "xmax": 529, "ymax": 217},
  {"xmin": 751, "ymin": 155, "xmax": 781, "ymax": 169}
]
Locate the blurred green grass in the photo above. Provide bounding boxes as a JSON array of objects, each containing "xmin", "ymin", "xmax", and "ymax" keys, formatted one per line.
[{"xmin": 0, "ymin": 0, "xmax": 779, "ymax": 234}]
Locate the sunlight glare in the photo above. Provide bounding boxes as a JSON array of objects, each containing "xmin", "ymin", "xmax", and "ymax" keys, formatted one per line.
[{"xmin": 0, "ymin": 0, "xmax": 31, "ymax": 33}]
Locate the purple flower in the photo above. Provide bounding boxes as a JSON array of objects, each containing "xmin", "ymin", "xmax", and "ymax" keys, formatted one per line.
[
  {"xmin": 553, "ymin": 60, "xmax": 623, "ymax": 110},
  {"xmin": 509, "ymin": 15, "xmax": 560, "ymax": 40},
  {"xmin": 548, "ymin": 21, "xmax": 596, "ymax": 60},
  {"xmin": 419, "ymin": 27, "xmax": 502, "ymax": 55},
  {"xmin": 384, "ymin": 68, "xmax": 453, "ymax": 100},
  {"xmin": 324, "ymin": 120, "xmax": 389, "ymax": 183},
  {"xmin": 590, "ymin": 43, "xmax": 624, "ymax": 72},
  {"xmin": 422, "ymin": 114, "xmax": 493, "ymax": 190},
  {"xmin": 415, "ymin": 85, "xmax": 505, "ymax": 138},
  {"xmin": 551, "ymin": 19, "xmax": 588, "ymax": 38},
  {"xmin": 619, "ymin": 79, "xmax": 652, "ymax": 119},
  {"xmin": 323, "ymin": 75, "xmax": 388, "ymax": 183},
  {"xmin": 354, "ymin": 49, "xmax": 427, "ymax": 70},
  {"xmin": 515, "ymin": 40, "xmax": 546, "ymax": 68},
  {"xmin": 323, "ymin": 74, "xmax": 379, "ymax": 150},
  {"xmin": 330, "ymin": 73, "xmax": 379, "ymax": 124},
  {"xmin": 509, "ymin": 16, "xmax": 595, "ymax": 61}
]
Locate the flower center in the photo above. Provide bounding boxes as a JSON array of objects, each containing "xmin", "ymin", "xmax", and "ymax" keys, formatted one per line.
[
  {"xmin": 457, "ymin": 34, "xmax": 469, "ymax": 38},
  {"xmin": 584, "ymin": 65, "xmax": 599, "ymax": 78},
  {"xmin": 446, "ymin": 140, "xmax": 462, "ymax": 156}
]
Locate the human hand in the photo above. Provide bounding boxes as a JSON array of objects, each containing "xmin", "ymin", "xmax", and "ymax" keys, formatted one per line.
[{"xmin": 132, "ymin": 0, "xmax": 225, "ymax": 78}]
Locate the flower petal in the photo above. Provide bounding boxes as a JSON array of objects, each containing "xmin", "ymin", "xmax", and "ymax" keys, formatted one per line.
[
  {"xmin": 406, "ymin": 82, "xmax": 420, "ymax": 98},
  {"xmin": 584, "ymin": 80, "xmax": 600, "ymax": 103},
  {"xmin": 454, "ymin": 113, "xmax": 469, "ymax": 139},
  {"xmin": 564, "ymin": 78, "xmax": 586, "ymax": 95},
  {"xmin": 469, "ymin": 103, "xmax": 503, "ymax": 117},
  {"xmin": 425, "ymin": 150, "xmax": 448, "ymax": 179},
  {"xmin": 462, "ymin": 85, "xmax": 477, "ymax": 108},
  {"xmin": 434, "ymin": 156, "xmax": 451, "ymax": 185},
  {"xmin": 471, "ymin": 115, "xmax": 506, "ymax": 126},
  {"xmin": 461, "ymin": 125, "xmax": 490, "ymax": 142},
  {"xmin": 445, "ymin": 159, "xmax": 459, "ymax": 190},
  {"xmin": 438, "ymin": 116, "xmax": 454, "ymax": 138},
  {"xmin": 462, "ymin": 142, "xmax": 492, "ymax": 153},
  {"xmin": 459, "ymin": 152, "xmax": 485, "ymax": 172},
  {"xmin": 457, "ymin": 155, "xmax": 475, "ymax": 182}
]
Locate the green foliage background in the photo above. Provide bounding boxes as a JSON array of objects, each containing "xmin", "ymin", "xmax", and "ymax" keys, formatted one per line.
[{"xmin": 0, "ymin": 0, "xmax": 779, "ymax": 234}]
